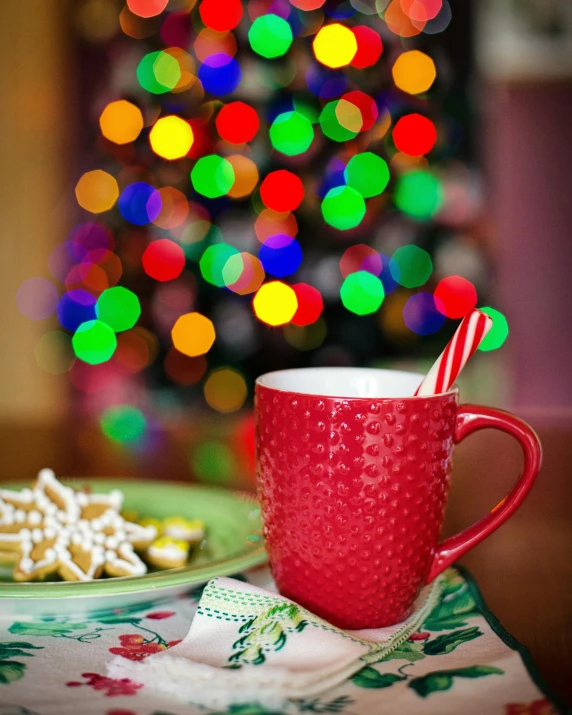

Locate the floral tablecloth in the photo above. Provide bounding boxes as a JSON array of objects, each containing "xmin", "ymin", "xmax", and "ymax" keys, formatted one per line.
[{"xmin": 0, "ymin": 566, "xmax": 564, "ymax": 715}]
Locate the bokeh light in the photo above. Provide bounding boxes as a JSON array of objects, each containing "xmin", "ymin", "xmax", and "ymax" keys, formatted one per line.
[
  {"xmin": 434, "ymin": 275, "xmax": 477, "ymax": 318},
  {"xmin": 255, "ymin": 209, "xmax": 298, "ymax": 243},
  {"xmin": 340, "ymin": 244, "xmax": 382, "ymax": 278},
  {"xmin": 16, "ymin": 278, "xmax": 59, "ymax": 321},
  {"xmin": 403, "ymin": 292, "xmax": 446, "ymax": 335},
  {"xmin": 153, "ymin": 187, "xmax": 189, "ymax": 229},
  {"xmin": 99, "ymin": 100, "xmax": 144, "ymax": 145},
  {"xmin": 137, "ymin": 50, "xmax": 181, "ymax": 94},
  {"xmin": 57, "ymin": 289, "xmax": 97, "ymax": 331},
  {"xmin": 350, "ymin": 25, "xmax": 383, "ymax": 68},
  {"xmin": 260, "ymin": 170, "xmax": 304, "ymax": 212},
  {"xmin": 198, "ymin": 53, "xmax": 241, "ymax": 95},
  {"xmin": 340, "ymin": 271, "xmax": 385, "ymax": 315},
  {"xmin": 344, "ymin": 152, "xmax": 390, "ymax": 198},
  {"xmin": 226, "ymin": 156, "xmax": 259, "ymax": 199},
  {"xmin": 142, "ymin": 239, "xmax": 186, "ymax": 282},
  {"xmin": 259, "ymin": 235, "xmax": 303, "ymax": 278},
  {"xmin": 203, "ymin": 367, "xmax": 247, "ymax": 413},
  {"xmin": 118, "ymin": 182, "xmax": 162, "ymax": 225},
  {"xmin": 291, "ymin": 283, "xmax": 323, "ymax": 326},
  {"xmin": 96, "ymin": 286, "xmax": 141, "ymax": 332},
  {"xmin": 392, "ymin": 114, "xmax": 437, "ymax": 156},
  {"xmin": 392, "ymin": 50, "xmax": 436, "ymax": 95},
  {"xmin": 223, "ymin": 253, "xmax": 265, "ymax": 295},
  {"xmin": 253, "ymin": 281, "xmax": 298, "ymax": 326},
  {"xmin": 192, "ymin": 440, "xmax": 236, "ymax": 483},
  {"xmin": 394, "ymin": 171, "xmax": 442, "ymax": 220},
  {"xmin": 149, "ymin": 115, "xmax": 194, "ymax": 159},
  {"xmin": 171, "ymin": 312, "xmax": 216, "ymax": 357},
  {"xmin": 194, "ymin": 28, "xmax": 237, "ymax": 63},
  {"xmin": 127, "ymin": 0, "xmax": 168, "ymax": 18},
  {"xmin": 164, "ymin": 350, "xmax": 207, "ymax": 386},
  {"xmin": 269, "ymin": 111, "xmax": 314, "ymax": 156},
  {"xmin": 199, "ymin": 0, "xmax": 243, "ymax": 31},
  {"xmin": 320, "ymin": 100, "xmax": 360, "ymax": 142},
  {"xmin": 477, "ymin": 307, "xmax": 509, "ymax": 352},
  {"xmin": 284, "ymin": 318, "xmax": 327, "ymax": 351},
  {"xmin": 34, "ymin": 331, "xmax": 74, "ymax": 375},
  {"xmin": 215, "ymin": 101, "xmax": 259, "ymax": 144},
  {"xmin": 313, "ymin": 24, "xmax": 357, "ymax": 68},
  {"xmin": 200, "ymin": 243, "xmax": 239, "ymax": 286},
  {"xmin": 390, "ymin": 245, "xmax": 433, "ymax": 288},
  {"xmin": 72, "ymin": 319, "xmax": 117, "ymax": 364},
  {"xmin": 191, "ymin": 155, "xmax": 235, "ymax": 198},
  {"xmin": 100, "ymin": 405, "xmax": 146, "ymax": 443},
  {"xmin": 385, "ymin": 0, "xmax": 425, "ymax": 37},
  {"xmin": 75, "ymin": 170, "xmax": 119, "ymax": 213},
  {"xmin": 248, "ymin": 14, "xmax": 293, "ymax": 59},
  {"xmin": 321, "ymin": 186, "xmax": 366, "ymax": 230},
  {"xmin": 341, "ymin": 90, "xmax": 378, "ymax": 132}
]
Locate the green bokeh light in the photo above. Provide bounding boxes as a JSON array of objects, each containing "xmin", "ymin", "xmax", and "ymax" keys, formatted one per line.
[
  {"xmin": 394, "ymin": 171, "xmax": 442, "ymax": 220},
  {"xmin": 477, "ymin": 306, "xmax": 509, "ymax": 351},
  {"xmin": 191, "ymin": 155, "xmax": 235, "ymax": 198},
  {"xmin": 72, "ymin": 320, "xmax": 117, "ymax": 365},
  {"xmin": 321, "ymin": 186, "xmax": 366, "ymax": 231},
  {"xmin": 200, "ymin": 242, "xmax": 240, "ymax": 287},
  {"xmin": 319, "ymin": 101, "xmax": 359, "ymax": 143},
  {"xmin": 96, "ymin": 286, "xmax": 141, "ymax": 332},
  {"xmin": 248, "ymin": 14, "xmax": 293, "ymax": 59},
  {"xmin": 100, "ymin": 405, "xmax": 146, "ymax": 443},
  {"xmin": 136, "ymin": 51, "xmax": 181, "ymax": 94},
  {"xmin": 340, "ymin": 271, "xmax": 385, "ymax": 315},
  {"xmin": 192, "ymin": 440, "xmax": 236, "ymax": 484},
  {"xmin": 269, "ymin": 111, "xmax": 314, "ymax": 156},
  {"xmin": 344, "ymin": 152, "xmax": 390, "ymax": 198},
  {"xmin": 389, "ymin": 245, "xmax": 433, "ymax": 288}
]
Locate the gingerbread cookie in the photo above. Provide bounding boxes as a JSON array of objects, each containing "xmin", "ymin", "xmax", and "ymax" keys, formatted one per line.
[
  {"xmin": 0, "ymin": 469, "xmax": 157, "ymax": 582},
  {"xmin": 163, "ymin": 516, "xmax": 205, "ymax": 544},
  {"xmin": 145, "ymin": 536, "xmax": 189, "ymax": 569}
]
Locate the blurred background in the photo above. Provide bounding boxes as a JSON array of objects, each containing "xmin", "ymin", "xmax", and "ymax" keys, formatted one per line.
[{"xmin": 2, "ymin": 0, "xmax": 572, "ymax": 487}]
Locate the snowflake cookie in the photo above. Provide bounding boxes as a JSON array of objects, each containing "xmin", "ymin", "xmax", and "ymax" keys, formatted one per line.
[{"xmin": 0, "ymin": 469, "xmax": 157, "ymax": 582}]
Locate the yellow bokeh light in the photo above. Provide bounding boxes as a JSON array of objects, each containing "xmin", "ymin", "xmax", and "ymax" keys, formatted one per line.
[
  {"xmin": 392, "ymin": 50, "xmax": 436, "ymax": 96},
  {"xmin": 203, "ymin": 367, "xmax": 247, "ymax": 413},
  {"xmin": 75, "ymin": 170, "xmax": 119, "ymax": 214},
  {"xmin": 313, "ymin": 23, "xmax": 357, "ymax": 69},
  {"xmin": 253, "ymin": 281, "xmax": 298, "ymax": 326},
  {"xmin": 171, "ymin": 312, "xmax": 215, "ymax": 357},
  {"xmin": 226, "ymin": 155, "xmax": 259, "ymax": 199},
  {"xmin": 149, "ymin": 116, "xmax": 194, "ymax": 160},
  {"xmin": 335, "ymin": 99, "xmax": 363, "ymax": 133},
  {"xmin": 99, "ymin": 99, "xmax": 144, "ymax": 145}
]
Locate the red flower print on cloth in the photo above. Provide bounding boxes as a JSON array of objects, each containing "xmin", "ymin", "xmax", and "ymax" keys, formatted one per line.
[
  {"xmin": 505, "ymin": 699, "xmax": 557, "ymax": 715},
  {"xmin": 66, "ymin": 672, "xmax": 142, "ymax": 696},
  {"xmin": 106, "ymin": 710, "xmax": 137, "ymax": 715},
  {"xmin": 146, "ymin": 610, "xmax": 175, "ymax": 620},
  {"xmin": 408, "ymin": 631, "xmax": 431, "ymax": 641},
  {"xmin": 109, "ymin": 633, "xmax": 182, "ymax": 662}
]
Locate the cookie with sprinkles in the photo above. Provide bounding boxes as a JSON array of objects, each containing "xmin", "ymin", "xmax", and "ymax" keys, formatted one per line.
[{"xmin": 0, "ymin": 469, "xmax": 157, "ymax": 582}]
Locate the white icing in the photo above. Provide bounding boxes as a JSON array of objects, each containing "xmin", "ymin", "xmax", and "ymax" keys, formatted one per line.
[
  {"xmin": 14, "ymin": 510, "xmax": 26, "ymax": 523},
  {"xmin": 148, "ymin": 544, "xmax": 188, "ymax": 561},
  {"xmin": 31, "ymin": 529, "xmax": 43, "ymax": 543},
  {"xmin": 28, "ymin": 510, "xmax": 42, "ymax": 526}
]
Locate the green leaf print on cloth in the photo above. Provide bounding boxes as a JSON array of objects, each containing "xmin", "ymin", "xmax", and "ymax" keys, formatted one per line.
[
  {"xmin": 408, "ymin": 665, "xmax": 504, "ymax": 698},
  {"xmin": 422, "ymin": 570, "xmax": 480, "ymax": 632},
  {"xmin": 0, "ymin": 642, "xmax": 43, "ymax": 685},
  {"xmin": 351, "ymin": 667, "xmax": 407, "ymax": 689},
  {"xmin": 8, "ymin": 622, "xmax": 89, "ymax": 637},
  {"xmin": 421, "ymin": 626, "xmax": 482, "ymax": 655},
  {"xmin": 229, "ymin": 603, "xmax": 308, "ymax": 666}
]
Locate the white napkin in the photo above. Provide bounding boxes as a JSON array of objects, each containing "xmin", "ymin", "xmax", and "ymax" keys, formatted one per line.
[{"xmin": 109, "ymin": 574, "xmax": 443, "ymax": 710}]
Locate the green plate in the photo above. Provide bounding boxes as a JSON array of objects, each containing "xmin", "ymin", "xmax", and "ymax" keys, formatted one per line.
[{"xmin": 0, "ymin": 479, "xmax": 266, "ymax": 616}]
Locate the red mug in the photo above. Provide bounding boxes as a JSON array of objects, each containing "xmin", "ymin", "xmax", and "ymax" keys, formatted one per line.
[{"xmin": 255, "ymin": 367, "xmax": 542, "ymax": 629}]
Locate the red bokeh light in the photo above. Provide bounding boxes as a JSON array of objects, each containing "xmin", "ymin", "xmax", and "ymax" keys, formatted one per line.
[
  {"xmin": 392, "ymin": 114, "xmax": 437, "ymax": 156},
  {"xmin": 215, "ymin": 102, "xmax": 260, "ymax": 144},
  {"xmin": 401, "ymin": 0, "xmax": 443, "ymax": 22},
  {"xmin": 127, "ymin": 0, "xmax": 168, "ymax": 18},
  {"xmin": 341, "ymin": 91, "xmax": 378, "ymax": 132},
  {"xmin": 434, "ymin": 275, "xmax": 477, "ymax": 319},
  {"xmin": 260, "ymin": 170, "xmax": 305, "ymax": 212},
  {"xmin": 255, "ymin": 209, "xmax": 298, "ymax": 243},
  {"xmin": 142, "ymin": 239, "xmax": 186, "ymax": 282},
  {"xmin": 385, "ymin": 0, "xmax": 425, "ymax": 36},
  {"xmin": 160, "ymin": 12, "xmax": 192, "ymax": 48},
  {"xmin": 291, "ymin": 283, "xmax": 324, "ymax": 326},
  {"xmin": 164, "ymin": 349, "xmax": 207, "ymax": 386},
  {"xmin": 340, "ymin": 244, "xmax": 382, "ymax": 278},
  {"xmin": 199, "ymin": 0, "xmax": 243, "ymax": 32},
  {"xmin": 350, "ymin": 26, "xmax": 383, "ymax": 69}
]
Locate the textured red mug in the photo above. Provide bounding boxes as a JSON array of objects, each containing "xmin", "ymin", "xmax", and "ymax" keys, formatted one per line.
[{"xmin": 255, "ymin": 367, "xmax": 542, "ymax": 629}]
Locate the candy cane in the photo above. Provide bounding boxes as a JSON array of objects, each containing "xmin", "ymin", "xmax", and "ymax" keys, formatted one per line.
[{"xmin": 414, "ymin": 309, "xmax": 494, "ymax": 396}]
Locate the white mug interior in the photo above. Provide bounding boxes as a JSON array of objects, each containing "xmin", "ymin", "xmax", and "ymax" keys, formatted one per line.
[{"xmin": 256, "ymin": 367, "xmax": 452, "ymax": 399}]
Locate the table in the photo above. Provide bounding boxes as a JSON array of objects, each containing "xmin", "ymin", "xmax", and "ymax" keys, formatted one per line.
[{"xmin": 0, "ymin": 409, "xmax": 571, "ymax": 707}]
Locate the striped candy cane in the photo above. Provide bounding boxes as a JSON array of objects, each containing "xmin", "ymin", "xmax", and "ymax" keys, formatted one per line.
[{"xmin": 414, "ymin": 309, "xmax": 494, "ymax": 396}]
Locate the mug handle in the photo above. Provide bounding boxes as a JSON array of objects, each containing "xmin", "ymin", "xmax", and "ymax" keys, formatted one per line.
[{"xmin": 427, "ymin": 404, "xmax": 542, "ymax": 582}]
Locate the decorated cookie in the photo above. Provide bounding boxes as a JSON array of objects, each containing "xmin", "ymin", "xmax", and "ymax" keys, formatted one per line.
[
  {"xmin": 163, "ymin": 516, "xmax": 205, "ymax": 544},
  {"xmin": 0, "ymin": 469, "xmax": 157, "ymax": 582},
  {"xmin": 145, "ymin": 536, "xmax": 189, "ymax": 569}
]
